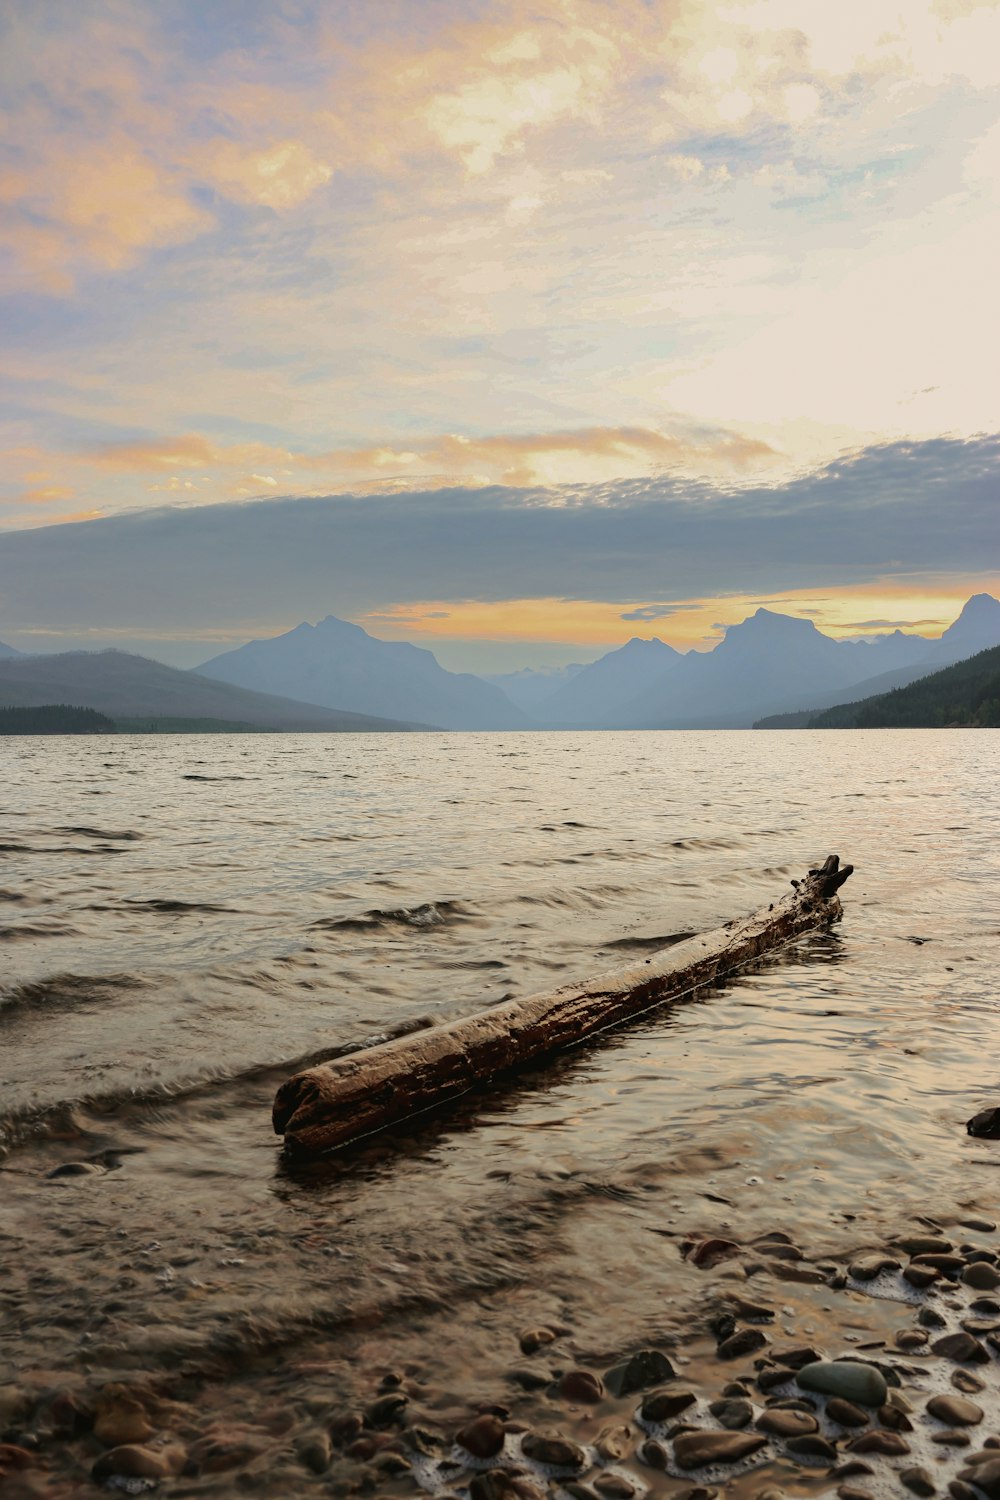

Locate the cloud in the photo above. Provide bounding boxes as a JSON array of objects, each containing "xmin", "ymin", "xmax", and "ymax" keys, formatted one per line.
[
  {"xmin": 620, "ymin": 604, "xmax": 689, "ymax": 621},
  {"xmin": 840, "ymin": 617, "xmax": 943, "ymax": 629},
  {"xmin": 202, "ymin": 140, "xmax": 333, "ymax": 210},
  {"xmin": 1, "ymin": 434, "xmax": 995, "ymax": 637}
]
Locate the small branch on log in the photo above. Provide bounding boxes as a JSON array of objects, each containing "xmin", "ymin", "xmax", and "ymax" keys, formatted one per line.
[{"xmin": 273, "ymin": 853, "xmax": 853, "ymax": 1155}]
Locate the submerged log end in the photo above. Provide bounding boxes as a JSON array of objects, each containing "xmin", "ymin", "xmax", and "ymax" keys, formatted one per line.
[{"xmin": 807, "ymin": 853, "xmax": 854, "ymax": 899}]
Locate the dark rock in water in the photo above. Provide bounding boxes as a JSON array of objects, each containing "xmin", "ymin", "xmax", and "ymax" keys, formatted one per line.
[
  {"xmin": 558, "ymin": 1369, "xmax": 604, "ymax": 1404},
  {"xmin": 895, "ymin": 1236, "xmax": 954, "ymax": 1256},
  {"xmin": 849, "ymin": 1254, "xmax": 900, "ymax": 1281},
  {"xmin": 849, "ymin": 1430, "xmax": 911, "ymax": 1456},
  {"xmin": 709, "ymin": 1398, "xmax": 753, "ymax": 1430},
  {"xmin": 895, "ymin": 1330, "xmax": 929, "ymax": 1352},
  {"xmin": 878, "ymin": 1403, "xmax": 913, "ymax": 1432},
  {"xmin": 918, "ymin": 1307, "xmax": 948, "ymax": 1330},
  {"xmin": 837, "ymin": 1487, "xmax": 874, "ymax": 1500},
  {"xmin": 960, "ymin": 1218, "xmax": 997, "ymax": 1232},
  {"xmin": 927, "ymin": 1396, "xmax": 984, "ymax": 1427},
  {"xmin": 951, "ymin": 1371, "xmax": 985, "ymax": 1394},
  {"xmin": 931, "ymin": 1332, "xmax": 989, "ymax": 1364},
  {"xmin": 641, "ymin": 1389, "xmax": 697, "ymax": 1423},
  {"xmin": 365, "ymin": 1392, "xmax": 408, "ymax": 1427},
  {"xmin": 772, "ymin": 1346, "xmax": 820, "ymax": 1370},
  {"xmin": 958, "ymin": 1458, "xmax": 1000, "ymax": 1498},
  {"xmin": 637, "ymin": 1439, "xmax": 669, "ymax": 1469},
  {"xmin": 904, "ymin": 1266, "xmax": 940, "ymax": 1289},
  {"xmin": 520, "ymin": 1431, "xmax": 586, "ymax": 1470},
  {"xmin": 785, "ymin": 1434, "xmax": 838, "ymax": 1462},
  {"xmin": 950, "ymin": 1483, "xmax": 981, "ymax": 1500},
  {"xmin": 687, "ymin": 1238, "xmax": 742, "ymax": 1269},
  {"xmin": 519, "ymin": 1327, "xmax": 557, "ymax": 1355},
  {"xmin": 967, "ymin": 1108, "xmax": 1000, "ymax": 1139},
  {"xmin": 901, "ymin": 1467, "xmax": 937, "ymax": 1497},
  {"xmin": 932, "ymin": 1431, "xmax": 972, "ymax": 1448},
  {"xmin": 297, "ymin": 1434, "xmax": 331, "ymax": 1474},
  {"xmin": 604, "ymin": 1350, "xmax": 675, "ymax": 1397},
  {"xmin": 456, "ymin": 1415, "xmax": 506, "ymax": 1459},
  {"xmin": 593, "ymin": 1473, "xmax": 637, "ymax": 1499},
  {"xmin": 827, "ymin": 1399, "xmax": 869, "ymax": 1428},
  {"xmin": 673, "ymin": 1431, "xmax": 768, "ymax": 1469},
  {"xmin": 756, "ymin": 1410, "xmax": 818, "ymax": 1438},
  {"xmin": 962, "ymin": 1262, "xmax": 1000, "ymax": 1291},
  {"xmin": 507, "ymin": 1367, "xmax": 551, "ymax": 1391},
  {"xmin": 797, "ymin": 1361, "xmax": 887, "ymax": 1407},
  {"xmin": 675, "ymin": 1487, "xmax": 718, "ymax": 1500},
  {"xmin": 471, "ymin": 1471, "xmax": 545, "ymax": 1500},
  {"xmin": 717, "ymin": 1327, "xmax": 768, "ymax": 1360},
  {"xmin": 45, "ymin": 1161, "xmax": 100, "ymax": 1179},
  {"xmin": 92, "ymin": 1444, "xmax": 184, "ymax": 1480}
]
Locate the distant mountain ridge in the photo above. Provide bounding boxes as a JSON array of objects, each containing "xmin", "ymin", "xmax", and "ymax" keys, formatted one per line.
[
  {"xmin": 0, "ymin": 650, "xmax": 427, "ymax": 731},
  {"xmin": 196, "ymin": 615, "xmax": 526, "ymax": 730},
  {"xmin": 806, "ymin": 644, "xmax": 1000, "ymax": 728}
]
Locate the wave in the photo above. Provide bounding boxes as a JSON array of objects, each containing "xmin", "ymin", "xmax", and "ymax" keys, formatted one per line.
[
  {"xmin": 54, "ymin": 825, "xmax": 145, "ymax": 841},
  {"xmin": 0, "ymin": 970, "xmax": 152, "ymax": 1019},
  {"xmin": 311, "ymin": 899, "xmax": 474, "ymax": 933},
  {"xmin": 0, "ymin": 923, "xmax": 80, "ymax": 942}
]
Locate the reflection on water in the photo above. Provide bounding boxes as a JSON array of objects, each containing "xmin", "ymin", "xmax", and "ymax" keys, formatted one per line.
[{"xmin": 2, "ymin": 728, "xmax": 999, "ymax": 1466}]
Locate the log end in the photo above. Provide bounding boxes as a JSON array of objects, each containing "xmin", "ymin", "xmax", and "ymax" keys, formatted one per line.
[{"xmin": 807, "ymin": 854, "xmax": 854, "ymax": 898}]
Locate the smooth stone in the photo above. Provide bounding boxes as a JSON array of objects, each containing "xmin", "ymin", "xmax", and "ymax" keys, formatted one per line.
[
  {"xmin": 708, "ymin": 1399, "xmax": 753, "ymax": 1430},
  {"xmin": 850, "ymin": 1255, "xmax": 900, "ymax": 1281},
  {"xmin": 727, "ymin": 1298, "xmax": 775, "ymax": 1323},
  {"xmin": 928, "ymin": 1396, "xmax": 984, "ymax": 1427},
  {"xmin": 896, "ymin": 1330, "xmax": 929, "ymax": 1351},
  {"xmin": 967, "ymin": 1108, "xmax": 1000, "ymax": 1139},
  {"xmin": 757, "ymin": 1368, "xmax": 794, "ymax": 1394},
  {"xmin": 673, "ymin": 1431, "xmax": 768, "ymax": 1469},
  {"xmin": 45, "ymin": 1161, "xmax": 100, "ymax": 1179},
  {"xmin": 918, "ymin": 1308, "xmax": 948, "ymax": 1329},
  {"xmin": 895, "ymin": 1237, "xmax": 955, "ymax": 1256},
  {"xmin": 827, "ymin": 1399, "xmax": 869, "ymax": 1428},
  {"xmin": 717, "ymin": 1328, "xmax": 768, "ymax": 1361},
  {"xmin": 594, "ymin": 1425, "xmax": 632, "ymax": 1463},
  {"xmin": 641, "ymin": 1388, "xmax": 696, "ymax": 1423},
  {"xmin": 675, "ymin": 1488, "xmax": 717, "ymax": 1500},
  {"xmin": 949, "ymin": 1485, "xmax": 980, "ymax": 1500},
  {"xmin": 520, "ymin": 1432, "xmax": 586, "ymax": 1470},
  {"xmin": 932, "ymin": 1431, "xmax": 972, "ymax": 1447},
  {"xmin": 838, "ymin": 1488, "xmax": 873, "ymax": 1500},
  {"xmin": 911, "ymin": 1254, "xmax": 966, "ymax": 1275},
  {"xmin": 721, "ymin": 1382, "xmax": 752, "ymax": 1398},
  {"xmin": 877, "ymin": 1404, "xmax": 913, "ymax": 1432},
  {"xmin": 558, "ymin": 1370, "xmax": 604, "ymax": 1404},
  {"xmin": 932, "ymin": 1333, "xmax": 990, "ymax": 1364},
  {"xmin": 785, "ymin": 1435, "xmax": 838, "ymax": 1462},
  {"xmin": 637, "ymin": 1439, "xmax": 668, "ymax": 1469},
  {"xmin": 962, "ymin": 1263, "xmax": 1000, "ymax": 1291},
  {"xmin": 834, "ymin": 1461, "xmax": 874, "ymax": 1479},
  {"xmin": 849, "ymin": 1431, "xmax": 910, "ymax": 1456},
  {"xmin": 471, "ymin": 1473, "xmax": 545, "ymax": 1500},
  {"xmin": 456, "ymin": 1416, "xmax": 506, "ymax": 1459},
  {"xmin": 957, "ymin": 1460, "xmax": 1000, "ymax": 1500},
  {"xmin": 952, "ymin": 1371, "xmax": 985, "ymax": 1394},
  {"xmin": 687, "ymin": 1237, "xmax": 742, "ymax": 1269},
  {"xmin": 767, "ymin": 1263, "xmax": 827, "ymax": 1284},
  {"xmin": 519, "ymin": 1327, "xmax": 557, "ymax": 1355},
  {"xmin": 507, "ymin": 1368, "xmax": 550, "ymax": 1391},
  {"xmin": 593, "ymin": 1475, "xmax": 636, "ymax": 1499},
  {"xmin": 797, "ymin": 1362, "xmax": 887, "ymax": 1408},
  {"xmin": 604, "ymin": 1351, "xmax": 675, "ymax": 1398},
  {"xmin": 366, "ymin": 1392, "xmax": 408, "ymax": 1427},
  {"xmin": 772, "ymin": 1346, "xmax": 821, "ymax": 1370},
  {"xmin": 901, "ymin": 1468, "xmax": 937, "ymax": 1497},
  {"xmin": 960, "ymin": 1219, "xmax": 998, "ymax": 1233},
  {"xmin": 298, "ymin": 1434, "xmax": 331, "ymax": 1474},
  {"xmin": 753, "ymin": 1489, "xmax": 785, "ymax": 1500},
  {"xmin": 756, "ymin": 1410, "xmax": 818, "ymax": 1438},
  {"xmin": 905, "ymin": 1266, "xmax": 940, "ymax": 1289}
]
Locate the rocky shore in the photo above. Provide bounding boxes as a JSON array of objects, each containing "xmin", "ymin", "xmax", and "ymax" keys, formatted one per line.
[{"xmin": 3, "ymin": 1216, "xmax": 1000, "ymax": 1500}]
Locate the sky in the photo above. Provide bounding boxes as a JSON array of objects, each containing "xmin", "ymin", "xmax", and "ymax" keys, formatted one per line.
[{"xmin": 0, "ymin": 0, "xmax": 998, "ymax": 669}]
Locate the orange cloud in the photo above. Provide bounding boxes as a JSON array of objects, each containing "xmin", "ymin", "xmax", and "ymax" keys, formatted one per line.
[{"xmin": 17, "ymin": 486, "xmax": 75, "ymax": 505}]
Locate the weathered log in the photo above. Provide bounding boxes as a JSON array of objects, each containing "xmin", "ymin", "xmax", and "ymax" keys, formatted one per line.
[{"xmin": 273, "ymin": 853, "xmax": 853, "ymax": 1155}]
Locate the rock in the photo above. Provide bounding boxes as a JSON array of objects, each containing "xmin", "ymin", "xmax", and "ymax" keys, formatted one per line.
[
  {"xmin": 594, "ymin": 1424, "xmax": 632, "ymax": 1462},
  {"xmin": 727, "ymin": 1297, "xmax": 775, "ymax": 1322},
  {"xmin": 717, "ymin": 1328, "xmax": 768, "ymax": 1360},
  {"xmin": 838, "ymin": 1487, "xmax": 873, "ymax": 1500},
  {"xmin": 967, "ymin": 1108, "xmax": 1000, "ymax": 1139},
  {"xmin": 675, "ymin": 1488, "xmax": 717, "ymax": 1500},
  {"xmin": 958, "ymin": 1458, "xmax": 1000, "ymax": 1498},
  {"xmin": 330, "ymin": 1413, "xmax": 363, "ymax": 1448},
  {"xmin": 918, "ymin": 1307, "xmax": 948, "ymax": 1329},
  {"xmin": 558, "ymin": 1370, "xmax": 604, "ymax": 1404},
  {"xmin": 753, "ymin": 1489, "xmax": 785, "ymax": 1500},
  {"xmin": 456, "ymin": 1415, "xmax": 506, "ymax": 1459},
  {"xmin": 188, "ymin": 1429, "xmax": 267, "ymax": 1473},
  {"xmin": 849, "ymin": 1431, "xmax": 911, "ymax": 1456},
  {"xmin": 672, "ymin": 1431, "xmax": 768, "ymax": 1469},
  {"xmin": 950, "ymin": 1484, "xmax": 981, "ymax": 1500},
  {"xmin": 757, "ymin": 1410, "xmax": 818, "ymax": 1438},
  {"xmin": 757, "ymin": 1367, "xmax": 794, "ymax": 1394},
  {"xmin": 520, "ymin": 1432, "xmax": 586, "ymax": 1470},
  {"xmin": 928, "ymin": 1396, "xmax": 984, "ymax": 1427},
  {"xmin": 0, "ymin": 1445, "xmax": 34, "ymax": 1474},
  {"xmin": 92, "ymin": 1444, "xmax": 185, "ymax": 1481},
  {"xmin": 93, "ymin": 1386, "xmax": 156, "ymax": 1447},
  {"xmin": 931, "ymin": 1333, "xmax": 990, "ymax": 1364},
  {"xmin": 895, "ymin": 1237, "xmax": 955, "ymax": 1256},
  {"xmin": 604, "ymin": 1350, "xmax": 676, "ymax": 1398},
  {"xmin": 708, "ymin": 1399, "xmax": 753, "ymax": 1430},
  {"xmin": 849, "ymin": 1255, "xmax": 900, "ymax": 1281},
  {"xmin": 593, "ymin": 1474, "xmax": 636, "ymax": 1499},
  {"xmin": 374, "ymin": 1452, "xmax": 412, "ymax": 1476},
  {"xmin": 834, "ymin": 1461, "xmax": 874, "ymax": 1479},
  {"xmin": 507, "ymin": 1367, "xmax": 550, "ymax": 1391},
  {"xmin": 904, "ymin": 1266, "xmax": 940, "ymax": 1289},
  {"xmin": 48, "ymin": 1389, "xmax": 94, "ymax": 1434},
  {"xmin": 960, "ymin": 1219, "xmax": 998, "ymax": 1232},
  {"xmin": 297, "ymin": 1434, "xmax": 331, "ymax": 1474},
  {"xmin": 45, "ymin": 1161, "xmax": 101, "ymax": 1178},
  {"xmin": 827, "ymin": 1399, "xmax": 869, "ymax": 1428},
  {"xmin": 772, "ymin": 1346, "xmax": 820, "ymax": 1370},
  {"xmin": 785, "ymin": 1435, "xmax": 838, "ymax": 1462},
  {"xmin": 637, "ymin": 1439, "xmax": 668, "ymax": 1469},
  {"xmin": 768, "ymin": 1263, "xmax": 827, "ymax": 1284},
  {"xmin": 932, "ymin": 1431, "xmax": 972, "ymax": 1447},
  {"xmin": 797, "ymin": 1362, "xmax": 887, "ymax": 1407},
  {"xmin": 962, "ymin": 1263, "xmax": 1000, "ymax": 1291},
  {"xmin": 952, "ymin": 1371, "xmax": 985, "ymax": 1394},
  {"xmin": 901, "ymin": 1468, "xmax": 937, "ymax": 1497},
  {"xmin": 471, "ymin": 1472, "xmax": 545, "ymax": 1500},
  {"xmin": 911, "ymin": 1254, "xmax": 966, "ymax": 1277},
  {"xmin": 641, "ymin": 1389, "xmax": 697, "ymax": 1423},
  {"xmin": 365, "ymin": 1392, "xmax": 408, "ymax": 1427},
  {"xmin": 877, "ymin": 1403, "xmax": 913, "ymax": 1432},
  {"xmin": 519, "ymin": 1327, "xmax": 557, "ymax": 1355}
]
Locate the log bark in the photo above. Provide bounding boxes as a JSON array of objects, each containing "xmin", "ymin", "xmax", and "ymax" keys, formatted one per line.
[{"xmin": 273, "ymin": 853, "xmax": 853, "ymax": 1155}]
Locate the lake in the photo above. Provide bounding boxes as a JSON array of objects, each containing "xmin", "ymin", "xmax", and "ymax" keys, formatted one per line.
[{"xmin": 2, "ymin": 729, "xmax": 999, "ymax": 1495}]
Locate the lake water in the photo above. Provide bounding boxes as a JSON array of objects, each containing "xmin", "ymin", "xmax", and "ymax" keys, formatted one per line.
[{"xmin": 2, "ymin": 729, "xmax": 999, "ymax": 1493}]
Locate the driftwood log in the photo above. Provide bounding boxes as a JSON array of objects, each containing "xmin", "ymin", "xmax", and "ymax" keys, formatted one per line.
[{"xmin": 273, "ymin": 853, "xmax": 853, "ymax": 1155}]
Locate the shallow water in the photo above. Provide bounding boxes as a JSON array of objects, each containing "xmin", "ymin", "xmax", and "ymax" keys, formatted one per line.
[{"xmin": 2, "ymin": 729, "xmax": 999, "ymax": 1489}]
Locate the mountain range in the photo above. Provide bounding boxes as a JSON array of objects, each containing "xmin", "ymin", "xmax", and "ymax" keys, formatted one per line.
[{"xmin": 2, "ymin": 595, "xmax": 998, "ymax": 732}]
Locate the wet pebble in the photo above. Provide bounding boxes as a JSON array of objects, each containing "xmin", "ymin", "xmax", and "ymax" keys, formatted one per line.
[
  {"xmin": 519, "ymin": 1328, "xmax": 557, "ymax": 1356},
  {"xmin": 470, "ymin": 1471, "xmax": 545, "ymax": 1500},
  {"xmin": 849, "ymin": 1430, "xmax": 910, "ymax": 1456},
  {"xmin": 593, "ymin": 1473, "xmax": 636, "ymax": 1498},
  {"xmin": 901, "ymin": 1467, "xmax": 937, "ymax": 1496},
  {"xmin": 637, "ymin": 1438, "xmax": 668, "ymax": 1469},
  {"xmin": 797, "ymin": 1361, "xmax": 887, "ymax": 1407},
  {"xmin": 928, "ymin": 1396, "xmax": 984, "ymax": 1426},
  {"xmin": 456, "ymin": 1415, "xmax": 506, "ymax": 1459},
  {"xmin": 896, "ymin": 1329, "xmax": 929, "ymax": 1351},
  {"xmin": 827, "ymin": 1399, "xmax": 870, "ymax": 1428},
  {"xmin": 672, "ymin": 1431, "xmax": 768, "ymax": 1469},
  {"xmin": 756, "ymin": 1410, "xmax": 818, "ymax": 1438},
  {"xmin": 785, "ymin": 1434, "xmax": 838, "ymax": 1463},
  {"xmin": 604, "ymin": 1351, "xmax": 675, "ymax": 1398},
  {"xmin": 932, "ymin": 1431, "xmax": 973, "ymax": 1448},
  {"xmin": 558, "ymin": 1370, "xmax": 604, "ymax": 1404},
  {"xmin": 520, "ymin": 1431, "xmax": 586, "ymax": 1470},
  {"xmin": 708, "ymin": 1398, "xmax": 753, "ymax": 1430},
  {"xmin": 594, "ymin": 1425, "xmax": 632, "ymax": 1463},
  {"xmin": 641, "ymin": 1389, "xmax": 697, "ymax": 1423},
  {"xmin": 297, "ymin": 1433, "xmax": 331, "ymax": 1474},
  {"xmin": 849, "ymin": 1255, "xmax": 900, "ymax": 1281},
  {"xmin": 962, "ymin": 1263, "xmax": 1000, "ymax": 1291},
  {"xmin": 931, "ymin": 1332, "xmax": 990, "ymax": 1364},
  {"xmin": 919, "ymin": 1307, "xmax": 948, "ymax": 1330},
  {"xmin": 717, "ymin": 1327, "xmax": 768, "ymax": 1360},
  {"xmin": 365, "ymin": 1391, "xmax": 408, "ymax": 1427},
  {"xmin": 952, "ymin": 1371, "xmax": 986, "ymax": 1394}
]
